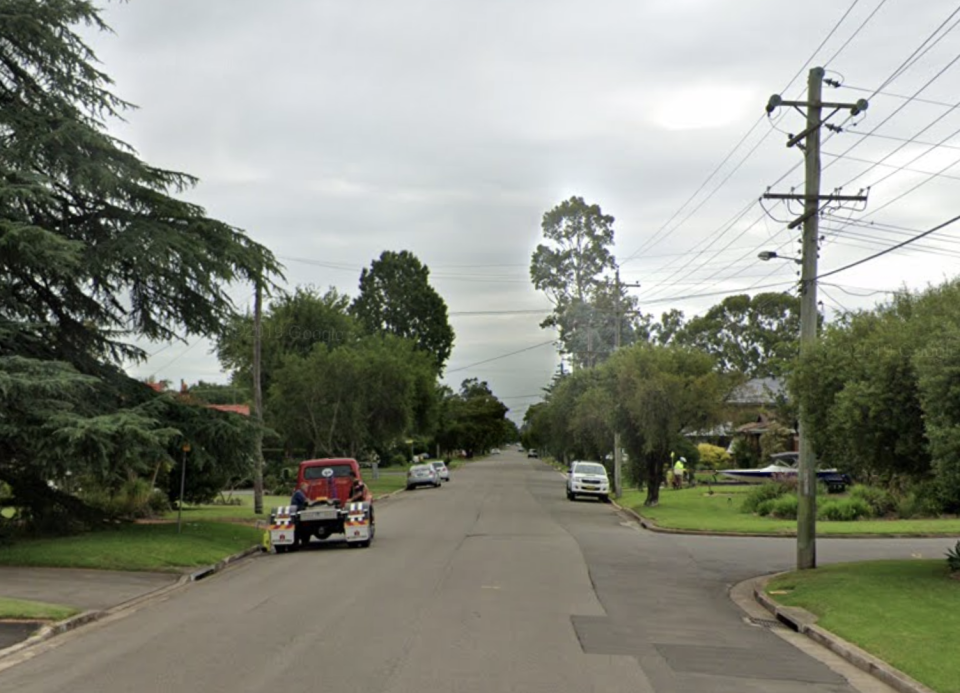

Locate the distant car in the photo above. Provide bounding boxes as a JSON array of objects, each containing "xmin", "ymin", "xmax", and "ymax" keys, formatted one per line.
[
  {"xmin": 526, "ymin": 449, "xmax": 539, "ymax": 458},
  {"xmin": 567, "ymin": 461, "xmax": 610, "ymax": 502},
  {"xmin": 406, "ymin": 463, "xmax": 441, "ymax": 490},
  {"xmin": 430, "ymin": 460, "xmax": 450, "ymax": 482},
  {"xmin": 491, "ymin": 448, "xmax": 501, "ymax": 455}
]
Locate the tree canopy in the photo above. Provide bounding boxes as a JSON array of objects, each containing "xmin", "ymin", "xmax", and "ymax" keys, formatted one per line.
[
  {"xmin": 1, "ymin": 2, "xmax": 277, "ymax": 529},
  {"xmin": 350, "ymin": 250, "xmax": 455, "ymax": 372}
]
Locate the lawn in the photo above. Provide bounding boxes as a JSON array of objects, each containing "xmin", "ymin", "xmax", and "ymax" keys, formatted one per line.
[
  {"xmin": 621, "ymin": 485, "xmax": 960, "ymax": 535},
  {"xmin": 162, "ymin": 494, "xmax": 288, "ymax": 522},
  {"xmin": 767, "ymin": 560, "xmax": 960, "ymax": 693},
  {"xmin": 0, "ymin": 522, "xmax": 263, "ymax": 572},
  {"xmin": 0, "ymin": 597, "xmax": 80, "ymax": 621}
]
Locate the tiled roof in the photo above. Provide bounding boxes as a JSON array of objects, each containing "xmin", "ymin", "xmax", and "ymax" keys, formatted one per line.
[{"xmin": 206, "ymin": 403, "xmax": 251, "ymax": 416}]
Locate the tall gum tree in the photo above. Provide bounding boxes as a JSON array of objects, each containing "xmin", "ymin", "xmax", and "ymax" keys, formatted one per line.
[{"xmin": 530, "ymin": 196, "xmax": 619, "ymax": 368}]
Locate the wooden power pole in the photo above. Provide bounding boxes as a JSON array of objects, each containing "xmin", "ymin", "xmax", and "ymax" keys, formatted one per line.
[
  {"xmin": 763, "ymin": 67, "xmax": 868, "ymax": 569},
  {"xmin": 252, "ymin": 275, "xmax": 265, "ymax": 515},
  {"xmin": 613, "ymin": 265, "xmax": 640, "ymax": 499}
]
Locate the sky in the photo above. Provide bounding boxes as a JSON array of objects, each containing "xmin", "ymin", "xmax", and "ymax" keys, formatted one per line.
[{"xmin": 83, "ymin": 0, "xmax": 960, "ymax": 423}]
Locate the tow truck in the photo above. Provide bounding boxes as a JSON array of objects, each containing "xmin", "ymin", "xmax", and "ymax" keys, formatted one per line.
[{"xmin": 267, "ymin": 458, "xmax": 375, "ymax": 552}]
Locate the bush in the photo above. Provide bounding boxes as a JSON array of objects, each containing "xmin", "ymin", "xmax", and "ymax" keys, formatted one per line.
[
  {"xmin": 147, "ymin": 489, "xmax": 172, "ymax": 515},
  {"xmin": 696, "ymin": 443, "xmax": 730, "ymax": 471},
  {"xmin": 849, "ymin": 485, "xmax": 896, "ymax": 517},
  {"xmin": 896, "ymin": 480, "xmax": 945, "ymax": 519},
  {"xmin": 946, "ymin": 540, "xmax": 960, "ymax": 572},
  {"xmin": 768, "ymin": 494, "xmax": 799, "ymax": 519},
  {"xmin": 817, "ymin": 498, "xmax": 871, "ymax": 521},
  {"xmin": 741, "ymin": 482, "xmax": 791, "ymax": 514},
  {"xmin": 755, "ymin": 499, "xmax": 776, "ymax": 516}
]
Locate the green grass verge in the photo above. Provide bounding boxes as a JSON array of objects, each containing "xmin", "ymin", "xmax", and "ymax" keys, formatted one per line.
[
  {"xmin": 621, "ymin": 486, "xmax": 960, "ymax": 535},
  {"xmin": 162, "ymin": 495, "xmax": 287, "ymax": 522},
  {"xmin": 767, "ymin": 561, "xmax": 960, "ymax": 693},
  {"xmin": 0, "ymin": 522, "xmax": 262, "ymax": 572},
  {"xmin": 0, "ymin": 597, "xmax": 81, "ymax": 621}
]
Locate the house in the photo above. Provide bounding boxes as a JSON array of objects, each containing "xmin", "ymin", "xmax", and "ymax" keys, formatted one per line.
[
  {"xmin": 685, "ymin": 377, "xmax": 794, "ymax": 453},
  {"xmin": 144, "ymin": 380, "xmax": 250, "ymax": 416}
]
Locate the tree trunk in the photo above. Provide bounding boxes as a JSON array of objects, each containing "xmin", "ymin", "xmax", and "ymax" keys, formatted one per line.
[{"xmin": 644, "ymin": 451, "xmax": 665, "ymax": 506}]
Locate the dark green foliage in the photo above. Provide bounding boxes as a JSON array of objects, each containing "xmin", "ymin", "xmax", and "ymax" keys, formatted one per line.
[
  {"xmin": 0, "ymin": 1, "xmax": 277, "ymax": 531},
  {"xmin": 946, "ymin": 541, "xmax": 960, "ymax": 572},
  {"xmin": 817, "ymin": 498, "xmax": 872, "ymax": 522},
  {"xmin": 217, "ymin": 286, "xmax": 356, "ymax": 394},
  {"xmin": 671, "ymin": 293, "xmax": 801, "ymax": 378},
  {"xmin": 849, "ymin": 485, "xmax": 897, "ymax": 517},
  {"xmin": 434, "ymin": 379, "xmax": 512, "ymax": 455},
  {"xmin": 756, "ymin": 494, "xmax": 798, "ymax": 519},
  {"xmin": 791, "ymin": 282, "xmax": 960, "ymax": 497},
  {"xmin": 896, "ymin": 480, "xmax": 946, "ymax": 519},
  {"xmin": 268, "ymin": 334, "xmax": 438, "ymax": 459},
  {"xmin": 350, "ymin": 251, "xmax": 454, "ymax": 372},
  {"xmin": 741, "ymin": 482, "xmax": 792, "ymax": 514}
]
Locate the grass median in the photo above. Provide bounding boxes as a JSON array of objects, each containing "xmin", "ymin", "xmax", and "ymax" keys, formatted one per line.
[
  {"xmin": 620, "ymin": 485, "xmax": 960, "ymax": 535},
  {"xmin": 0, "ymin": 522, "xmax": 262, "ymax": 572},
  {"xmin": 767, "ymin": 560, "xmax": 960, "ymax": 693},
  {"xmin": 0, "ymin": 597, "xmax": 81, "ymax": 621}
]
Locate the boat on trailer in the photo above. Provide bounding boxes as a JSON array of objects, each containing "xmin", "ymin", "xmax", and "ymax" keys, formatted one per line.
[{"xmin": 719, "ymin": 452, "xmax": 851, "ymax": 490}]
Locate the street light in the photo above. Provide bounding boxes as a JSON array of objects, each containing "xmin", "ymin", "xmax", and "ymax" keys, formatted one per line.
[{"xmin": 758, "ymin": 250, "xmax": 801, "ymax": 264}]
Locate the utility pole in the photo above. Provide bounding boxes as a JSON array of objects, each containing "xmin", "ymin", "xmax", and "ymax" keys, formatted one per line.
[
  {"xmin": 252, "ymin": 274, "xmax": 265, "ymax": 516},
  {"xmin": 763, "ymin": 67, "xmax": 868, "ymax": 570},
  {"xmin": 613, "ymin": 265, "xmax": 640, "ymax": 499}
]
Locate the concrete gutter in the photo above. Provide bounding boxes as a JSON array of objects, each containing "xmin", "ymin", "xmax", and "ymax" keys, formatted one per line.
[
  {"xmin": 0, "ymin": 544, "xmax": 264, "ymax": 663},
  {"xmin": 752, "ymin": 574, "xmax": 938, "ymax": 693}
]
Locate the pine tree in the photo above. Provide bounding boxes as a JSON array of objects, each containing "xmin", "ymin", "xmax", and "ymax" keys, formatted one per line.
[{"xmin": 0, "ymin": 1, "xmax": 280, "ymax": 530}]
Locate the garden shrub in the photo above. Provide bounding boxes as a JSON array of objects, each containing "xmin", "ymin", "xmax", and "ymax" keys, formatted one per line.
[
  {"xmin": 849, "ymin": 484, "xmax": 896, "ymax": 517},
  {"xmin": 768, "ymin": 494, "xmax": 799, "ymax": 519},
  {"xmin": 755, "ymin": 499, "xmax": 776, "ymax": 516},
  {"xmin": 817, "ymin": 497, "xmax": 871, "ymax": 521},
  {"xmin": 897, "ymin": 480, "xmax": 945, "ymax": 518},
  {"xmin": 696, "ymin": 443, "xmax": 730, "ymax": 471},
  {"xmin": 741, "ymin": 482, "xmax": 791, "ymax": 514},
  {"xmin": 946, "ymin": 540, "xmax": 960, "ymax": 572}
]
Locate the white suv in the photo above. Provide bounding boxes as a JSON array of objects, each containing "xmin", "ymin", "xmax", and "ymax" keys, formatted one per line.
[{"xmin": 566, "ymin": 461, "xmax": 610, "ymax": 502}]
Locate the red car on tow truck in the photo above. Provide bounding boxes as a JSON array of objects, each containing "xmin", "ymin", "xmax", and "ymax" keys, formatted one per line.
[{"xmin": 267, "ymin": 458, "xmax": 375, "ymax": 552}]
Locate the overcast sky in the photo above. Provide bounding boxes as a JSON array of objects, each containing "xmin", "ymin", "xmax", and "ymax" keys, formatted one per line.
[{"xmin": 86, "ymin": 0, "xmax": 960, "ymax": 423}]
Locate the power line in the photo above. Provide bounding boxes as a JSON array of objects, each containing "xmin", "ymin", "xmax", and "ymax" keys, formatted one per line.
[
  {"xmin": 839, "ymin": 84, "xmax": 960, "ymax": 110},
  {"xmin": 619, "ymin": 0, "xmax": 866, "ymax": 265},
  {"xmin": 822, "ymin": 0, "xmax": 887, "ymax": 67},
  {"xmin": 445, "ymin": 339, "xmax": 557, "ymax": 374},
  {"xmin": 817, "ymin": 212, "xmax": 960, "ymax": 281}
]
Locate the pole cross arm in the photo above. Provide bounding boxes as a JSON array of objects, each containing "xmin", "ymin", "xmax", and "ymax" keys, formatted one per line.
[
  {"xmin": 767, "ymin": 93, "xmax": 868, "ymax": 115},
  {"xmin": 762, "ymin": 193, "xmax": 867, "ymax": 201}
]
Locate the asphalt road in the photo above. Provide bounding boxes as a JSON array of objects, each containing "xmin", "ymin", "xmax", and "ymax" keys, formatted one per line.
[{"xmin": 0, "ymin": 452, "xmax": 952, "ymax": 692}]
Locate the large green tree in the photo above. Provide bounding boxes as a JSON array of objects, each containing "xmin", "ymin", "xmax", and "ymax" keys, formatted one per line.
[
  {"xmin": 530, "ymin": 197, "xmax": 630, "ymax": 368},
  {"xmin": 435, "ymin": 379, "xmax": 512, "ymax": 455},
  {"xmin": 791, "ymin": 280, "xmax": 960, "ymax": 510},
  {"xmin": 672, "ymin": 293, "xmax": 801, "ymax": 377},
  {"xmin": 0, "ymin": 2, "xmax": 277, "ymax": 528},
  {"xmin": 350, "ymin": 250, "xmax": 455, "ymax": 372},
  {"xmin": 217, "ymin": 285, "xmax": 356, "ymax": 394},
  {"xmin": 268, "ymin": 335, "xmax": 438, "ymax": 459},
  {"xmin": 608, "ymin": 343, "xmax": 726, "ymax": 506}
]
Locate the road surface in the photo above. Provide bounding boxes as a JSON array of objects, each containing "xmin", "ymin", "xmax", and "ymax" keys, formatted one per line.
[{"xmin": 0, "ymin": 451, "xmax": 950, "ymax": 692}]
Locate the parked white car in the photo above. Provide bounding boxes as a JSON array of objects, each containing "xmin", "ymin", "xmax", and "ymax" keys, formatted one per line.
[
  {"xmin": 430, "ymin": 460, "xmax": 450, "ymax": 482},
  {"xmin": 566, "ymin": 461, "xmax": 610, "ymax": 502}
]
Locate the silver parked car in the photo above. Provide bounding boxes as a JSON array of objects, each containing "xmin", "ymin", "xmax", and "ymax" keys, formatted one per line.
[{"xmin": 406, "ymin": 463, "xmax": 441, "ymax": 490}]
